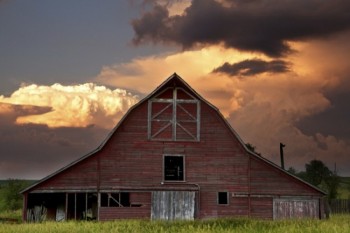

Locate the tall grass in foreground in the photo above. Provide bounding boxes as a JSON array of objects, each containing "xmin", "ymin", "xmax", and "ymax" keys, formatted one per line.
[{"xmin": 1, "ymin": 215, "xmax": 349, "ymax": 233}]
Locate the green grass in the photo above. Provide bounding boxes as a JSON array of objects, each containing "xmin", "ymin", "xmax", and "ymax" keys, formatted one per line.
[
  {"xmin": 338, "ymin": 177, "xmax": 350, "ymax": 199},
  {"xmin": 1, "ymin": 215, "xmax": 349, "ymax": 233},
  {"xmin": 0, "ymin": 209, "xmax": 22, "ymax": 221}
]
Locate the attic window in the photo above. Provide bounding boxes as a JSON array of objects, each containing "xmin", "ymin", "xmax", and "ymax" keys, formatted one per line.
[{"xmin": 148, "ymin": 87, "xmax": 200, "ymax": 141}]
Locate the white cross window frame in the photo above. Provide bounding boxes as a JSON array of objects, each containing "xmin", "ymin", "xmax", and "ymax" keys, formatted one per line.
[{"xmin": 148, "ymin": 87, "xmax": 200, "ymax": 141}]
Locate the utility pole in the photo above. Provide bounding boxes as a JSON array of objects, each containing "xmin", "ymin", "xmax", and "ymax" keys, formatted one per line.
[{"xmin": 280, "ymin": 143, "xmax": 285, "ymax": 169}]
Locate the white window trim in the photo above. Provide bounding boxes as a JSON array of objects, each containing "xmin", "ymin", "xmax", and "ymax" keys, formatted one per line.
[{"xmin": 148, "ymin": 87, "xmax": 200, "ymax": 141}]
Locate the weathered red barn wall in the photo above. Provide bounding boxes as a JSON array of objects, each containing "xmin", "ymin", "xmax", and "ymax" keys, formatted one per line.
[
  {"xmin": 250, "ymin": 157, "xmax": 321, "ymax": 196},
  {"xmin": 99, "ymin": 207, "xmax": 151, "ymax": 220},
  {"xmin": 99, "ymin": 192, "xmax": 151, "ymax": 220},
  {"xmin": 33, "ymin": 155, "xmax": 99, "ymax": 191},
  {"xmin": 25, "ymin": 78, "xmax": 324, "ymax": 220},
  {"xmin": 32, "ymin": 95, "xmax": 252, "ymax": 218},
  {"xmin": 98, "ymin": 99, "xmax": 251, "ymax": 219},
  {"xmin": 250, "ymin": 197, "xmax": 273, "ymax": 219},
  {"xmin": 248, "ymin": 157, "xmax": 323, "ymax": 219}
]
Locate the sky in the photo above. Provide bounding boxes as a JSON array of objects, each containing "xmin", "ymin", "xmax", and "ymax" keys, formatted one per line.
[{"xmin": 1, "ymin": 0, "xmax": 350, "ymax": 179}]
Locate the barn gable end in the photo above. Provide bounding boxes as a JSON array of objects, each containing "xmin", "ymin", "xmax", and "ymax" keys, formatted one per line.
[{"xmin": 22, "ymin": 73, "xmax": 326, "ymax": 222}]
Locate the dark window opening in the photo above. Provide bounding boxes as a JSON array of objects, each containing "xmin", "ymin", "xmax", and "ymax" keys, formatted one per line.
[
  {"xmin": 100, "ymin": 192, "xmax": 130, "ymax": 207},
  {"xmin": 164, "ymin": 155, "xmax": 184, "ymax": 181},
  {"xmin": 26, "ymin": 193, "xmax": 98, "ymax": 222},
  {"xmin": 218, "ymin": 192, "xmax": 229, "ymax": 205}
]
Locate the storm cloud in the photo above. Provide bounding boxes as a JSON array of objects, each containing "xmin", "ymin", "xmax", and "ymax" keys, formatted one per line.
[
  {"xmin": 213, "ymin": 59, "xmax": 290, "ymax": 76},
  {"xmin": 0, "ymin": 102, "xmax": 110, "ymax": 179},
  {"xmin": 0, "ymin": 83, "xmax": 138, "ymax": 178},
  {"xmin": 132, "ymin": 0, "xmax": 350, "ymax": 57}
]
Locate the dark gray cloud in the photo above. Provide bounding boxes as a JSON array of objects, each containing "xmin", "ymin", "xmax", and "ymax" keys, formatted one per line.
[
  {"xmin": 0, "ymin": 103, "xmax": 52, "ymax": 124},
  {"xmin": 297, "ymin": 87, "xmax": 350, "ymax": 142},
  {"xmin": 0, "ymin": 103, "xmax": 109, "ymax": 179},
  {"xmin": 132, "ymin": 0, "xmax": 350, "ymax": 57},
  {"xmin": 213, "ymin": 59, "xmax": 289, "ymax": 76}
]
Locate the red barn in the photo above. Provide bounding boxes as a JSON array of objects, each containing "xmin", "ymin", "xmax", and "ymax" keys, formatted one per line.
[{"xmin": 22, "ymin": 74, "xmax": 326, "ymax": 221}]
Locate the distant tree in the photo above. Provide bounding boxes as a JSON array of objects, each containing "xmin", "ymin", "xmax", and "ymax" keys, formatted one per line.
[
  {"xmin": 324, "ymin": 171, "xmax": 340, "ymax": 200},
  {"xmin": 287, "ymin": 167, "xmax": 308, "ymax": 182},
  {"xmin": 0, "ymin": 179, "xmax": 28, "ymax": 211},
  {"xmin": 245, "ymin": 143, "xmax": 261, "ymax": 156},
  {"xmin": 295, "ymin": 160, "xmax": 341, "ymax": 200},
  {"xmin": 296, "ymin": 171, "xmax": 308, "ymax": 182},
  {"xmin": 304, "ymin": 160, "xmax": 331, "ymax": 186},
  {"xmin": 287, "ymin": 167, "xmax": 297, "ymax": 175}
]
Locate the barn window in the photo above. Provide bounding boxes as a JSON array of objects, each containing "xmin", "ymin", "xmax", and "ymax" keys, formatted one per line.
[
  {"xmin": 100, "ymin": 192, "xmax": 130, "ymax": 207},
  {"xmin": 164, "ymin": 155, "xmax": 184, "ymax": 181},
  {"xmin": 218, "ymin": 192, "xmax": 229, "ymax": 205},
  {"xmin": 148, "ymin": 87, "xmax": 200, "ymax": 141}
]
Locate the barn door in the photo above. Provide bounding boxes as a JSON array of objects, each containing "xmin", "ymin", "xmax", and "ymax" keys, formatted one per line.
[
  {"xmin": 151, "ymin": 191, "xmax": 195, "ymax": 220},
  {"xmin": 273, "ymin": 198, "xmax": 319, "ymax": 219}
]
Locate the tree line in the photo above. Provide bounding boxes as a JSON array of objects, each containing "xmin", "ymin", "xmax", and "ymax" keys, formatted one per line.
[
  {"xmin": 0, "ymin": 179, "xmax": 34, "ymax": 211},
  {"xmin": 246, "ymin": 143, "xmax": 344, "ymax": 200},
  {"xmin": 287, "ymin": 160, "xmax": 340, "ymax": 200}
]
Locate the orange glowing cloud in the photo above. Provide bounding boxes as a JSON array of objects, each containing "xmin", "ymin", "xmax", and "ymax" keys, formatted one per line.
[
  {"xmin": 0, "ymin": 83, "xmax": 139, "ymax": 128},
  {"xmin": 158, "ymin": 0, "xmax": 191, "ymax": 16},
  {"xmin": 95, "ymin": 40, "xmax": 350, "ymax": 173},
  {"xmin": 96, "ymin": 44, "xmax": 330, "ymax": 119},
  {"xmin": 97, "ymin": 45, "xmax": 267, "ymax": 115}
]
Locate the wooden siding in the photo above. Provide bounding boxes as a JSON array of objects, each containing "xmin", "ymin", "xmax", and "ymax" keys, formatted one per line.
[
  {"xmin": 151, "ymin": 191, "xmax": 195, "ymax": 220},
  {"xmin": 273, "ymin": 198, "xmax": 319, "ymax": 219},
  {"xmin": 129, "ymin": 192, "xmax": 151, "ymax": 206},
  {"xmin": 251, "ymin": 197, "xmax": 273, "ymax": 219},
  {"xmin": 230, "ymin": 197, "xmax": 249, "ymax": 217},
  {"xmin": 23, "ymin": 75, "xmax": 325, "ymax": 220},
  {"xmin": 99, "ymin": 207, "xmax": 150, "ymax": 220},
  {"xmin": 250, "ymin": 157, "xmax": 322, "ymax": 196},
  {"xmin": 96, "ymin": 100, "xmax": 249, "ymax": 191},
  {"xmin": 33, "ymin": 156, "xmax": 99, "ymax": 191}
]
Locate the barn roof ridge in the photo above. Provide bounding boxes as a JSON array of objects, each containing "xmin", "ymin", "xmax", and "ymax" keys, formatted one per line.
[{"xmin": 21, "ymin": 73, "xmax": 326, "ymax": 195}]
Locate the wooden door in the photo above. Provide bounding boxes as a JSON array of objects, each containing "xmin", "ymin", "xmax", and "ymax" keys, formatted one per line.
[
  {"xmin": 151, "ymin": 191, "xmax": 195, "ymax": 220},
  {"xmin": 273, "ymin": 198, "xmax": 319, "ymax": 219}
]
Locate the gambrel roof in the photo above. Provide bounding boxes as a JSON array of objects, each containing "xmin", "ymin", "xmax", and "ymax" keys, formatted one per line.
[{"xmin": 21, "ymin": 73, "xmax": 326, "ymax": 195}]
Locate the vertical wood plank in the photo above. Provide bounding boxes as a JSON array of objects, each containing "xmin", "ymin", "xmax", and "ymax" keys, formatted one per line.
[{"xmin": 151, "ymin": 191, "xmax": 195, "ymax": 220}]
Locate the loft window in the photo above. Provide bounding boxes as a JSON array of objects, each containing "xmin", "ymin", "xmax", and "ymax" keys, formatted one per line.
[
  {"xmin": 148, "ymin": 87, "xmax": 200, "ymax": 141},
  {"xmin": 218, "ymin": 192, "xmax": 229, "ymax": 205},
  {"xmin": 164, "ymin": 155, "xmax": 184, "ymax": 181}
]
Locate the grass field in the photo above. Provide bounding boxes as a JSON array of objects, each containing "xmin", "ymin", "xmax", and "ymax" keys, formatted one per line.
[
  {"xmin": 338, "ymin": 177, "xmax": 350, "ymax": 199},
  {"xmin": 1, "ymin": 214, "xmax": 349, "ymax": 233}
]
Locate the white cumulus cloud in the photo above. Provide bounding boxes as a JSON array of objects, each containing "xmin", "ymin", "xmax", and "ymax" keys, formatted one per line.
[{"xmin": 0, "ymin": 83, "xmax": 139, "ymax": 128}]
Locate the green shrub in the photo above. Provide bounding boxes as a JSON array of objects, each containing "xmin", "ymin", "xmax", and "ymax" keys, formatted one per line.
[{"xmin": 0, "ymin": 179, "xmax": 35, "ymax": 211}]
